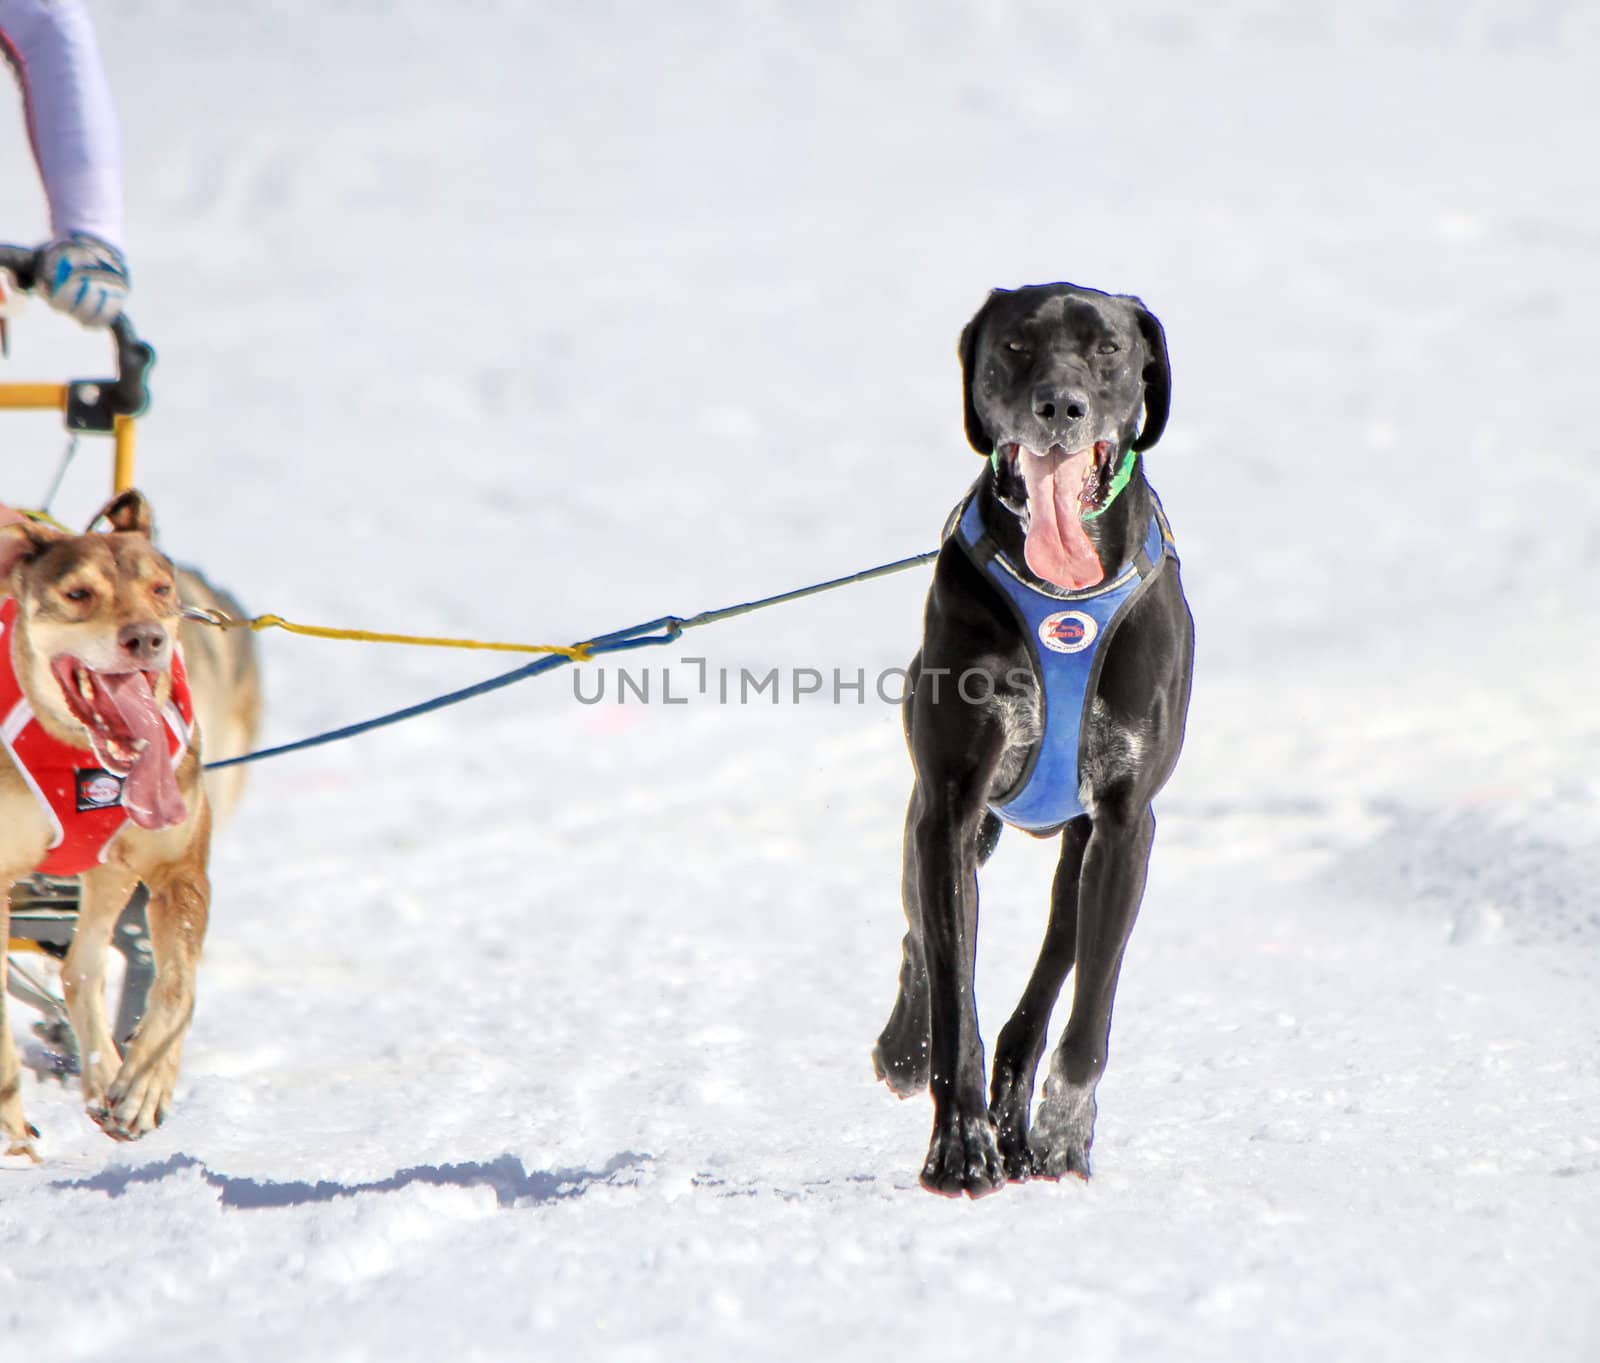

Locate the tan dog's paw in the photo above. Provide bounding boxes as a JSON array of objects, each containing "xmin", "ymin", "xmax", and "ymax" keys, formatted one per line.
[
  {"xmin": 4, "ymin": 1136, "xmax": 42, "ymax": 1164},
  {"xmin": 90, "ymin": 1053, "xmax": 178, "ymax": 1141},
  {"xmin": 2, "ymin": 1107, "xmax": 41, "ymax": 1163},
  {"xmin": 78, "ymin": 1034, "xmax": 122, "ymax": 1110}
]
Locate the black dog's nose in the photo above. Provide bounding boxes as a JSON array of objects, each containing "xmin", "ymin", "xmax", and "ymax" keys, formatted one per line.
[
  {"xmin": 118, "ymin": 622, "xmax": 169, "ymax": 664},
  {"xmin": 1032, "ymin": 385, "xmax": 1089, "ymax": 425}
]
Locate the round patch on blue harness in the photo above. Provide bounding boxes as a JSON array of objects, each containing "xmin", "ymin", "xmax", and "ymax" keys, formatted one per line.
[{"xmin": 1038, "ymin": 610, "xmax": 1098, "ymax": 654}]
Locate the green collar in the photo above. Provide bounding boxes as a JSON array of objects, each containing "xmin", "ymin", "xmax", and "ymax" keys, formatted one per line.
[
  {"xmin": 988, "ymin": 445, "xmax": 1140, "ymax": 521},
  {"xmin": 1082, "ymin": 446, "xmax": 1139, "ymax": 520}
]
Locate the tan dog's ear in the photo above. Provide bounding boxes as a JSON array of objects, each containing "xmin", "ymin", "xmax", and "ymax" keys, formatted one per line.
[
  {"xmin": 0, "ymin": 518, "xmax": 67, "ymax": 585},
  {"xmin": 90, "ymin": 489, "xmax": 155, "ymax": 537}
]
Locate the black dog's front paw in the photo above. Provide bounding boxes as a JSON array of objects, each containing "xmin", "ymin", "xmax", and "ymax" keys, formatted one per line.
[
  {"xmin": 873, "ymin": 1047, "xmax": 929, "ymax": 1098},
  {"xmin": 989, "ymin": 1065, "xmax": 1037, "ymax": 1182},
  {"xmin": 872, "ymin": 998, "xmax": 930, "ymax": 1098},
  {"xmin": 920, "ymin": 1110, "xmax": 1005, "ymax": 1198},
  {"xmin": 1030, "ymin": 1081, "xmax": 1096, "ymax": 1181}
]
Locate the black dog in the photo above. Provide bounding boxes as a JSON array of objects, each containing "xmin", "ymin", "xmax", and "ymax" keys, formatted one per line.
[{"xmin": 873, "ymin": 283, "xmax": 1194, "ymax": 1196}]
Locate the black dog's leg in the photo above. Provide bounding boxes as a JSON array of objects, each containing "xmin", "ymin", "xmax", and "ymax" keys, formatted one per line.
[
  {"xmin": 1031, "ymin": 800, "xmax": 1155, "ymax": 1180},
  {"xmin": 989, "ymin": 814, "xmax": 1090, "ymax": 1180},
  {"xmin": 872, "ymin": 793, "xmax": 930, "ymax": 1096},
  {"xmin": 913, "ymin": 779, "xmax": 1005, "ymax": 1198},
  {"xmin": 874, "ymin": 808, "xmax": 1002, "ymax": 1097}
]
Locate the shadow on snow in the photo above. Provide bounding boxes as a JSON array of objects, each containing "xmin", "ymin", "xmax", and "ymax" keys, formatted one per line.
[{"xmin": 52, "ymin": 1149, "xmax": 647, "ymax": 1209}]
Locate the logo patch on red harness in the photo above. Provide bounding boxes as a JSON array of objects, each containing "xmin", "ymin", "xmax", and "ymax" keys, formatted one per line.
[
  {"xmin": 76, "ymin": 769, "xmax": 124, "ymax": 811},
  {"xmin": 1038, "ymin": 610, "xmax": 1098, "ymax": 655}
]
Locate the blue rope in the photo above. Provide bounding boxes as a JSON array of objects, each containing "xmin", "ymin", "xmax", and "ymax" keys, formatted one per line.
[{"xmin": 204, "ymin": 550, "xmax": 939, "ymax": 772}]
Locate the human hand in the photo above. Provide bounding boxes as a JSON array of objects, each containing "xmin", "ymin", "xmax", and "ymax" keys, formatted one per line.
[{"xmin": 38, "ymin": 233, "xmax": 129, "ymax": 327}]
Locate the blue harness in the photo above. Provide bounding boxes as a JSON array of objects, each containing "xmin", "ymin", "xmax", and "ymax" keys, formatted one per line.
[{"xmin": 948, "ymin": 487, "xmax": 1177, "ymax": 834}]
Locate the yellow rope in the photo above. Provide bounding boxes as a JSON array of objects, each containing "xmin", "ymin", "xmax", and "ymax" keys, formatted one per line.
[
  {"xmin": 187, "ymin": 609, "xmax": 593, "ymax": 663},
  {"xmin": 17, "ymin": 507, "xmax": 71, "ymax": 532},
  {"xmin": 7, "ymin": 520, "xmax": 593, "ymax": 662}
]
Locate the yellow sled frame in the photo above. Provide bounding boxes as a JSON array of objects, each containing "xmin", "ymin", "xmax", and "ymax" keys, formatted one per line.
[{"xmin": 0, "ymin": 384, "xmax": 138, "ymax": 492}]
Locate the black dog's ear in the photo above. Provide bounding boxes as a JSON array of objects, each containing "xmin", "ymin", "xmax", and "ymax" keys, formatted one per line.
[
  {"xmin": 958, "ymin": 290, "xmax": 1000, "ymax": 456},
  {"xmin": 1130, "ymin": 302, "xmax": 1171, "ymax": 452}
]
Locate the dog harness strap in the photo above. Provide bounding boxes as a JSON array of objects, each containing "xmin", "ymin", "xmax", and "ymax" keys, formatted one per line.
[
  {"xmin": 949, "ymin": 492, "xmax": 1176, "ymax": 834},
  {"xmin": 0, "ymin": 595, "xmax": 193, "ymax": 874}
]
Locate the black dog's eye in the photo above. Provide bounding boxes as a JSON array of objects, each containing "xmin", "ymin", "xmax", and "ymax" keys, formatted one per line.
[
  {"xmin": 1006, "ymin": 340, "xmax": 1029, "ymax": 355},
  {"xmin": 1097, "ymin": 341, "xmax": 1121, "ymax": 355}
]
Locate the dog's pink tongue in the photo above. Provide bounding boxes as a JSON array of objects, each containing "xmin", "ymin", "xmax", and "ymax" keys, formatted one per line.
[
  {"xmin": 1021, "ymin": 448, "xmax": 1104, "ymax": 590},
  {"xmin": 101, "ymin": 672, "xmax": 187, "ymax": 830}
]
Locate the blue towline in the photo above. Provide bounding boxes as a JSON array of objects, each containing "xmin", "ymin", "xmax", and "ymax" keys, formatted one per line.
[{"xmin": 203, "ymin": 550, "xmax": 940, "ymax": 771}]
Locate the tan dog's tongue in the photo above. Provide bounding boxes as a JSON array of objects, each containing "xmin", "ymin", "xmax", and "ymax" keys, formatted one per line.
[
  {"xmin": 1020, "ymin": 447, "xmax": 1104, "ymax": 590},
  {"xmin": 101, "ymin": 672, "xmax": 187, "ymax": 830}
]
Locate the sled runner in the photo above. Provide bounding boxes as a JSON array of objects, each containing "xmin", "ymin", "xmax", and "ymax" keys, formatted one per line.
[{"xmin": 1, "ymin": 243, "xmax": 157, "ymax": 1077}]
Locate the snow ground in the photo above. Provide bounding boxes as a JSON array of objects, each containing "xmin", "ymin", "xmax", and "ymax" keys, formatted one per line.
[{"xmin": 3, "ymin": 2, "xmax": 1599, "ymax": 1359}]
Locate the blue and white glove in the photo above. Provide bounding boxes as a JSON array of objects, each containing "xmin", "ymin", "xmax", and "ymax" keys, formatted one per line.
[{"xmin": 38, "ymin": 233, "xmax": 130, "ymax": 327}]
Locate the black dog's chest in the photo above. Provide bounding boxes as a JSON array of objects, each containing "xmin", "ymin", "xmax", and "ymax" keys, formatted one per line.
[{"xmin": 948, "ymin": 492, "xmax": 1173, "ymax": 834}]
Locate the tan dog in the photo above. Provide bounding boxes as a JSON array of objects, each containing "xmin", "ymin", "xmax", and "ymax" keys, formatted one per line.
[{"xmin": 0, "ymin": 491, "xmax": 255, "ymax": 1158}]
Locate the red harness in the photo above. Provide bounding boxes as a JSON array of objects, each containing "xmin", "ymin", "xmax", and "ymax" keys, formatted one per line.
[{"xmin": 0, "ymin": 596, "xmax": 193, "ymax": 875}]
